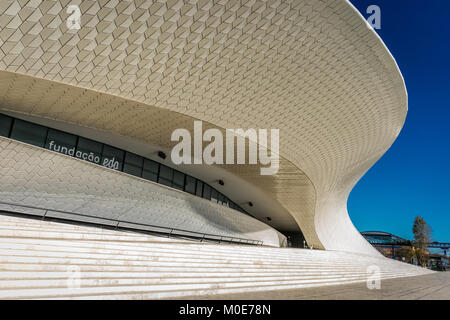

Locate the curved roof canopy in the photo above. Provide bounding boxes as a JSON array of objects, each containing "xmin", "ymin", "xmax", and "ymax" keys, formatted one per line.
[{"xmin": 0, "ymin": 0, "xmax": 407, "ymax": 256}]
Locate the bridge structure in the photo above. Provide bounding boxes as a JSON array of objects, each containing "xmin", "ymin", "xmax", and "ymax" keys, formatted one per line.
[
  {"xmin": 427, "ymin": 242, "xmax": 450, "ymax": 256},
  {"xmin": 361, "ymin": 231, "xmax": 450, "ymax": 257}
]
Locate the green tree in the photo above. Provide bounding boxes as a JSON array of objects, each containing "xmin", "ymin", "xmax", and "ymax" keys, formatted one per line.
[
  {"xmin": 397, "ymin": 246, "xmax": 415, "ymax": 263},
  {"xmin": 412, "ymin": 216, "xmax": 432, "ymax": 267}
]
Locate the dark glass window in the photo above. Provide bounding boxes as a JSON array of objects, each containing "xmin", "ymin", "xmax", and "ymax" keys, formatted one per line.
[
  {"xmin": 142, "ymin": 159, "xmax": 159, "ymax": 182},
  {"xmin": 195, "ymin": 180, "xmax": 203, "ymax": 197},
  {"xmin": 202, "ymin": 184, "xmax": 211, "ymax": 200},
  {"xmin": 45, "ymin": 129, "xmax": 77, "ymax": 156},
  {"xmin": 219, "ymin": 194, "xmax": 228, "ymax": 206},
  {"xmin": 158, "ymin": 165, "xmax": 173, "ymax": 187},
  {"xmin": 216, "ymin": 192, "xmax": 223, "ymax": 205},
  {"xmin": 184, "ymin": 175, "xmax": 196, "ymax": 195},
  {"xmin": 10, "ymin": 119, "xmax": 47, "ymax": 147},
  {"xmin": 123, "ymin": 152, "xmax": 143, "ymax": 177},
  {"xmin": 2, "ymin": 114, "xmax": 251, "ymax": 216},
  {"xmin": 173, "ymin": 171, "xmax": 185, "ymax": 191},
  {"xmin": 75, "ymin": 137, "xmax": 103, "ymax": 165},
  {"xmin": 101, "ymin": 145, "xmax": 124, "ymax": 171},
  {"xmin": 231, "ymin": 202, "xmax": 241, "ymax": 211},
  {"xmin": 0, "ymin": 114, "xmax": 12, "ymax": 137},
  {"xmin": 222, "ymin": 197, "xmax": 229, "ymax": 207},
  {"xmin": 210, "ymin": 188, "xmax": 218, "ymax": 203}
]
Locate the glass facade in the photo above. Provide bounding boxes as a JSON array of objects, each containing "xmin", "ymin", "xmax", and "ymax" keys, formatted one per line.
[
  {"xmin": 10, "ymin": 119, "xmax": 48, "ymax": 148},
  {"xmin": 0, "ymin": 114, "xmax": 13, "ymax": 137},
  {"xmin": 184, "ymin": 175, "xmax": 196, "ymax": 195},
  {"xmin": 123, "ymin": 152, "xmax": 143, "ymax": 177},
  {"xmin": 172, "ymin": 170, "xmax": 185, "ymax": 191},
  {"xmin": 46, "ymin": 128, "xmax": 78, "ymax": 156},
  {"xmin": 195, "ymin": 180, "xmax": 204, "ymax": 197},
  {"xmin": 142, "ymin": 158, "xmax": 159, "ymax": 182},
  {"xmin": 158, "ymin": 164, "xmax": 173, "ymax": 187},
  {"xmin": 101, "ymin": 145, "xmax": 124, "ymax": 171},
  {"xmin": 211, "ymin": 188, "xmax": 218, "ymax": 203},
  {"xmin": 76, "ymin": 137, "xmax": 103, "ymax": 165},
  {"xmin": 0, "ymin": 113, "xmax": 252, "ymax": 217},
  {"xmin": 203, "ymin": 184, "xmax": 212, "ymax": 200}
]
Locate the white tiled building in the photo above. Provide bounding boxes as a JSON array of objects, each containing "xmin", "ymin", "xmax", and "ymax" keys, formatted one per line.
[{"xmin": 0, "ymin": 0, "xmax": 432, "ymax": 299}]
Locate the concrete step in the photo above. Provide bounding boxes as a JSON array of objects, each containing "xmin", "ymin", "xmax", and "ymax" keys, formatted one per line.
[
  {"xmin": 0, "ymin": 237, "xmax": 392, "ymax": 266},
  {"xmin": 0, "ymin": 273, "xmax": 417, "ymax": 300},
  {"xmin": 0, "ymin": 214, "xmax": 433, "ymax": 299},
  {"xmin": 0, "ymin": 270, "xmax": 410, "ymax": 280},
  {"xmin": 69, "ymin": 276, "xmax": 407, "ymax": 300},
  {"xmin": 0, "ymin": 263, "xmax": 416, "ymax": 276},
  {"xmin": 0, "ymin": 275, "xmax": 380, "ymax": 299},
  {"xmin": 2, "ymin": 273, "xmax": 407, "ymax": 290},
  {"xmin": 0, "ymin": 246, "xmax": 376, "ymax": 268},
  {"xmin": 0, "ymin": 223, "xmax": 430, "ymax": 272},
  {"xmin": 0, "ymin": 240, "xmax": 423, "ymax": 271},
  {"xmin": 0, "ymin": 255, "xmax": 377, "ymax": 270}
]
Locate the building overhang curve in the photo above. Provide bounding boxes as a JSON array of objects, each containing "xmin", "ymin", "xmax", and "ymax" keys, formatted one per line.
[{"xmin": 0, "ymin": 0, "xmax": 407, "ymax": 255}]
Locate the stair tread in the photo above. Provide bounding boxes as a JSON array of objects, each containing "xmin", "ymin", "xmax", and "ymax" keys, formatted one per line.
[{"xmin": 0, "ymin": 215, "xmax": 433, "ymax": 299}]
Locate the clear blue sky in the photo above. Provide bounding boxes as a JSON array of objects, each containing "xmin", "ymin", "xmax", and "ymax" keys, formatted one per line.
[{"xmin": 348, "ymin": 0, "xmax": 450, "ymax": 242}]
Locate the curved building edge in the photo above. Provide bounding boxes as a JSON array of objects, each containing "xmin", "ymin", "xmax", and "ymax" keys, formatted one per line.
[{"xmin": 0, "ymin": 0, "xmax": 409, "ymax": 255}]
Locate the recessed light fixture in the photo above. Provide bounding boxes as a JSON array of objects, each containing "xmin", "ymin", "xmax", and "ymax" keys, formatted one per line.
[{"xmin": 158, "ymin": 151, "xmax": 166, "ymax": 160}]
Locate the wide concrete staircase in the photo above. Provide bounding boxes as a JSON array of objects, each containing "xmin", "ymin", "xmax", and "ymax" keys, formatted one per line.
[{"xmin": 0, "ymin": 214, "xmax": 433, "ymax": 299}]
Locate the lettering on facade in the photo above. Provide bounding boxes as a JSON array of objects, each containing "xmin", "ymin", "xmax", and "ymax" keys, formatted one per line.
[{"xmin": 48, "ymin": 141, "xmax": 119, "ymax": 170}]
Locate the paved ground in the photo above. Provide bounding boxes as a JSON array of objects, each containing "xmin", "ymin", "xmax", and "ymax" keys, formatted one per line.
[{"xmin": 183, "ymin": 272, "xmax": 450, "ymax": 300}]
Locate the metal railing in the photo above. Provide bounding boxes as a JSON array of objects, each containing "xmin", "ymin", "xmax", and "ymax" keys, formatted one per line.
[
  {"xmin": 366, "ymin": 239, "xmax": 449, "ymax": 249},
  {"xmin": 0, "ymin": 200, "xmax": 264, "ymax": 246}
]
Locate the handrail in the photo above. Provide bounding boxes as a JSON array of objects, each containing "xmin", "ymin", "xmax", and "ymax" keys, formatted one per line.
[{"xmin": 0, "ymin": 200, "xmax": 264, "ymax": 246}]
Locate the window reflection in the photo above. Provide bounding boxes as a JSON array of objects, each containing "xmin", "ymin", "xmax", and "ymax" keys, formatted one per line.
[
  {"xmin": 185, "ymin": 175, "xmax": 196, "ymax": 195},
  {"xmin": 173, "ymin": 171, "xmax": 185, "ymax": 191},
  {"xmin": 0, "ymin": 114, "xmax": 12, "ymax": 137},
  {"xmin": 158, "ymin": 165, "xmax": 173, "ymax": 187},
  {"xmin": 10, "ymin": 119, "xmax": 47, "ymax": 148},
  {"xmin": 124, "ymin": 152, "xmax": 143, "ymax": 177},
  {"xmin": 143, "ymin": 159, "xmax": 159, "ymax": 182}
]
